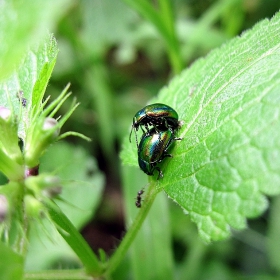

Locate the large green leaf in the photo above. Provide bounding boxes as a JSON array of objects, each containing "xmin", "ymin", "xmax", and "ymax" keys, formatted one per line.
[{"xmin": 121, "ymin": 12, "xmax": 280, "ymax": 242}]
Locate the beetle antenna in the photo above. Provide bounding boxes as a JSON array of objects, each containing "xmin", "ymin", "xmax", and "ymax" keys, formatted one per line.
[{"xmin": 134, "ymin": 128, "xmax": 139, "ymax": 147}]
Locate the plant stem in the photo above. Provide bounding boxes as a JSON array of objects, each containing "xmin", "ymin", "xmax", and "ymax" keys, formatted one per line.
[
  {"xmin": 106, "ymin": 180, "xmax": 160, "ymax": 276},
  {"xmin": 158, "ymin": 0, "xmax": 183, "ymax": 74}
]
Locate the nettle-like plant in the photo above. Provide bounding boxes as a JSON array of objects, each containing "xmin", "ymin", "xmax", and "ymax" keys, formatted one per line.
[{"xmin": 1, "ymin": 5, "xmax": 280, "ymax": 280}]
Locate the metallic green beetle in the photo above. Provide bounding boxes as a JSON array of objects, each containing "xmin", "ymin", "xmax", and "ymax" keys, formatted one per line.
[
  {"xmin": 129, "ymin": 103, "xmax": 180, "ymax": 146},
  {"xmin": 138, "ymin": 128, "xmax": 181, "ymax": 179}
]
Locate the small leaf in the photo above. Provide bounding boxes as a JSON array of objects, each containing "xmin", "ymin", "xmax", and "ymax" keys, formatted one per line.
[{"xmin": 122, "ymin": 12, "xmax": 280, "ymax": 241}]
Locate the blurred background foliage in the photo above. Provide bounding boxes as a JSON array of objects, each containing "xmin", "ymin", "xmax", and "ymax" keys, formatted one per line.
[{"xmin": 18, "ymin": 0, "xmax": 280, "ymax": 278}]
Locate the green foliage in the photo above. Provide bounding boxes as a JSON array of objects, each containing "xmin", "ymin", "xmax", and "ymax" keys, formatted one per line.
[
  {"xmin": 0, "ymin": 2, "xmax": 105, "ymax": 279},
  {"xmin": 0, "ymin": 34, "xmax": 105, "ymax": 278},
  {"xmin": 1, "ymin": 0, "xmax": 280, "ymax": 279},
  {"xmin": 122, "ymin": 12, "xmax": 280, "ymax": 242},
  {"xmin": 25, "ymin": 142, "xmax": 104, "ymax": 270}
]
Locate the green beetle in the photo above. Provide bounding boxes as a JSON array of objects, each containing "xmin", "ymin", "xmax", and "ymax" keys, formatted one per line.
[
  {"xmin": 129, "ymin": 103, "xmax": 180, "ymax": 146},
  {"xmin": 138, "ymin": 128, "xmax": 181, "ymax": 179}
]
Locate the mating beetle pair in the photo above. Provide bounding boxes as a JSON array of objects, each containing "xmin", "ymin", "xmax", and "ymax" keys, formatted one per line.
[{"xmin": 130, "ymin": 103, "xmax": 182, "ymax": 180}]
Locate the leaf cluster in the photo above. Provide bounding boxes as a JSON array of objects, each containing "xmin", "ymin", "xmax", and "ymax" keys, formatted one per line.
[{"xmin": 1, "ymin": 1, "xmax": 280, "ymax": 280}]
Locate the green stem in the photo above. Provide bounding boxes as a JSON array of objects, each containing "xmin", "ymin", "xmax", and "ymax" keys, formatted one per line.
[
  {"xmin": 106, "ymin": 181, "xmax": 160, "ymax": 276},
  {"xmin": 11, "ymin": 182, "xmax": 28, "ymax": 255},
  {"xmin": 20, "ymin": 182, "xmax": 29, "ymax": 256},
  {"xmin": 158, "ymin": 0, "xmax": 183, "ymax": 74}
]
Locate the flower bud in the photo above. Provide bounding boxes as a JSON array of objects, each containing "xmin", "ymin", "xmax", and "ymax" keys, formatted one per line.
[
  {"xmin": 0, "ymin": 106, "xmax": 11, "ymax": 120},
  {"xmin": 24, "ymin": 117, "xmax": 61, "ymax": 167},
  {"xmin": 43, "ymin": 118, "xmax": 60, "ymax": 138}
]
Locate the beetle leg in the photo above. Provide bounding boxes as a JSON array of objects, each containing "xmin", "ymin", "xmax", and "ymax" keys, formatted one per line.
[
  {"xmin": 156, "ymin": 153, "xmax": 172, "ymax": 163},
  {"xmin": 143, "ymin": 124, "xmax": 152, "ymax": 135},
  {"xmin": 155, "ymin": 167, "xmax": 163, "ymax": 180},
  {"xmin": 163, "ymin": 153, "xmax": 172, "ymax": 158}
]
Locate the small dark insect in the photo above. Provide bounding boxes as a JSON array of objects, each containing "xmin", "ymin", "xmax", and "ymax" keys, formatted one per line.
[
  {"xmin": 17, "ymin": 90, "xmax": 27, "ymax": 107},
  {"xmin": 135, "ymin": 189, "xmax": 144, "ymax": 208}
]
